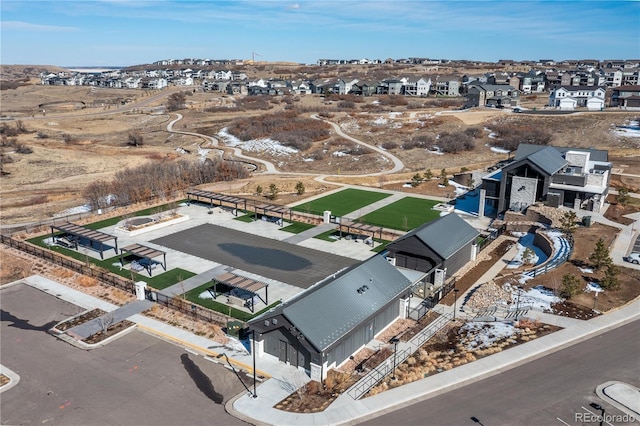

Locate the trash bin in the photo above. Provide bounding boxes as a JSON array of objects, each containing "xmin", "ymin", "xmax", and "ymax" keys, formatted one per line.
[{"xmin": 583, "ymin": 216, "xmax": 592, "ymax": 227}]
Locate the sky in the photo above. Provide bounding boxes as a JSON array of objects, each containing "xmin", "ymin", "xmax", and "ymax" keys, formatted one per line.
[{"xmin": 1, "ymin": 0, "xmax": 639, "ymax": 67}]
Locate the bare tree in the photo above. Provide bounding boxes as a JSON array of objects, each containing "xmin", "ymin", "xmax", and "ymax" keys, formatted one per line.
[{"xmin": 97, "ymin": 312, "xmax": 115, "ymax": 334}]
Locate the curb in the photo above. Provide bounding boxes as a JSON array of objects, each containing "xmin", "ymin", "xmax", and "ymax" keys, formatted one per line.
[
  {"xmin": 595, "ymin": 381, "xmax": 640, "ymax": 419},
  {"xmin": 341, "ymin": 308, "xmax": 640, "ymax": 426},
  {"xmin": 0, "ymin": 364, "xmax": 20, "ymax": 394},
  {"xmin": 136, "ymin": 323, "xmax": 271, "ymax": 379}
]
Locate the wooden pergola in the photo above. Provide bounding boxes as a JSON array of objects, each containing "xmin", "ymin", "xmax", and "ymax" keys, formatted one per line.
[
  {"xmin": 186, "ymin": 189, "xmax": 247, "ymax": 216},
  {"xmin": 50, "ymin": 222, "xmax": 118, "ymax": 259},
  {"xmin": 211, "ymin": 272, "xmax": 269, "ymax": 313},
  {"xmin": 338, "ymin": 219, "xmax": 383, "ymax": 240},
  {"xmin": 119, "ymin": 243, "xmax": 167, "ymax": 277}
]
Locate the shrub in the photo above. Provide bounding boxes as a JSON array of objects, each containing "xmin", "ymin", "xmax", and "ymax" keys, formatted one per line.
[
  {"xmin": 128, "ymin": 132, "xmax": 144, "ymax": 147},
  {"xmin": 489, "ymin": 123, "xmax": 552, "ymax": 151},
  {"xmin": 16, "ymin": 144, "xmax": 33, "ymax": 154},
  {"xmin": 464, "ymin": 127, "xmax": 483, "ymax": 138},
  {"xmin": 438, "ymin": 132, "xmax": 475, "ymax": 153},
  {"xmin": 380, "ymin": 141, "xmax": 398, "ymax": 150},
  {"xmin": 560, "ymin": 273, "xmax": 581, "ymax": 299}
]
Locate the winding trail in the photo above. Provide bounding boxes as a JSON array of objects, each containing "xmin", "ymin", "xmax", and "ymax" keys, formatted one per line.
[{"xmin": 165, "ymin": 113, "xmax": 406, "ymax": 182}]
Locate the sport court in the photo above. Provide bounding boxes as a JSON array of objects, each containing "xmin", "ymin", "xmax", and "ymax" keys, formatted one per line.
[{"xmin": 151, "ymin": 223, "xmax": 358, "ymax": 289}]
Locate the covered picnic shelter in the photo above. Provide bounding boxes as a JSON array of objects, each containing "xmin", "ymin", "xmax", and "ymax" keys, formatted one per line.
[
  {"xmin": 254, "ymin": 203, "xmax": 292, "ymax": 224},
  {"xmin": 210, "ymin": 272, "xmax": 269, "ymax": 313},
  {"xmin": 186, "ymin": 189, "xmax": 247, "ymax": 215},
  {"xmin": 338, "ymin": 219, "xmax": 383, "ymax": 240},
  {"xmin": 50, "ymin": 222, "xmax": 118, "ymax": 259},
  {"xmin": 119, "ymin": 243, "xmax": 167, "ymax": 277}
]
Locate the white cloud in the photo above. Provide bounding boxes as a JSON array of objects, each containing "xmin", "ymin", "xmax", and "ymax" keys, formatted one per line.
[
  {"xmin": 2, "ymin": 21, "xmax": 78, "ymax": 32},
  {"xmin": 287, "ymin": 3, "xmax": 300, "ymax": 10}
]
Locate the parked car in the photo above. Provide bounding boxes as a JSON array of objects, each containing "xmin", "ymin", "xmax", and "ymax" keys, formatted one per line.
[{"xmin": 624, "ymin": 252, "xmax": 640, "ymax": 264}]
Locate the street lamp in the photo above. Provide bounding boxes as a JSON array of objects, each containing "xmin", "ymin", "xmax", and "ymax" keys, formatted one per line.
[
  {"xmin": 590, "ymin": 403, "xmax": 605, "ymax": 426},
  {"xmin": 391, "ymin": 337, "xmax": 400, "ymax": 380},
  {"xmin": 249, "ymin": 329, "xmax": 258, "ymax": 398},
  {"xmin": 453, "ymin": 288, "xmax": 460, "ymax": 320},
  {"xmin": 216, "ymin": 352, "xmax": 257, "ymax": 399}
]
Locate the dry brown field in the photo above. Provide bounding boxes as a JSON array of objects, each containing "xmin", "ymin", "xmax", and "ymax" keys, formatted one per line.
[{"xmin": 1, "ymin": 78, "xmax": 639, "ymax": 225}]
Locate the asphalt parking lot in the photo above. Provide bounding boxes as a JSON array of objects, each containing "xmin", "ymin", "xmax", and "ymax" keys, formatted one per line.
[
  {"xmin": 1, "ymin": 283, "xmax": 248, "ymax": 426},
  {"xmin": 152, "ymin": 223, "xmax": 358, "ymax": 288}
]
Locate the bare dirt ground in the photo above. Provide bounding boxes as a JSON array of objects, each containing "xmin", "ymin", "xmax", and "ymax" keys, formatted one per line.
[{"xmin": 1, "ymin": 82, "xmax": 639, "ymax": 225}]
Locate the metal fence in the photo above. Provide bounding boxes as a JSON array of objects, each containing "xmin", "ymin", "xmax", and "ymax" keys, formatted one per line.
[
  {"xmin": 0, "ymin": 234, "xmax": 233, "ymax": 328},
  {"xmin": 347, "ymin": 309, "xmax": 453, "ymax": 400}
]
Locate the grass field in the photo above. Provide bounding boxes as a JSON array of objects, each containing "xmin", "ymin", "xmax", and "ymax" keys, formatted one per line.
[
  {"xmin": 291, "ymin": 188, "xmax": 391, "ymax": 217},
  {"xmin": 281, "ymin": 221, "xmax": 316, "ymax": 234},
  {"xmin": 358, "ymin": 197, "xmax": 441, "ymax": 231}
]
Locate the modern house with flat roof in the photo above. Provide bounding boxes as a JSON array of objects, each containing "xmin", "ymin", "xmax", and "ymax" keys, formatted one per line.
[{"xmin": 481, "ymin": 144, "xmax": 611, "ymax": 216}]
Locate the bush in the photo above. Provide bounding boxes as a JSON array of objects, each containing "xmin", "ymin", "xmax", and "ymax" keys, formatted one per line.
[
  {"xmin": 402, "ymin": 134, "xmax": 435, "ymax": 150},
  {"xmin": 127, "ymin": 132, "xmax": 144, "ymax": 147},
  {"xmin": 464, "ymin": 127, "xmax": 483, "ymax": 138},
  {"xmin": 15, "ymin": 144, "xmax": 33, "ymax": 154},
  {"xmin": 380, "ymin": 141, "xmax": 398, "ymax": 150},
  {"xmin": 438, "ymin": 132, "xmax": 475, "ymax": 153},
  {"xmin": 226, "ymin": 111, "xmax": 330, "ymax": 152},
  {"xmin": 489, "ymin": 123, "xmax": 552, "ymax": 151},
  {"xmin": 560, "ymin": 274, "xmax": 581, "ymax": 299}
]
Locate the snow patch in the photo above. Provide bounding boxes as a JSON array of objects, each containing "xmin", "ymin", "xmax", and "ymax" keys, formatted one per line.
[{"xmin": 460, "ymin": 322, "xmax": 517, "ymax": 350}]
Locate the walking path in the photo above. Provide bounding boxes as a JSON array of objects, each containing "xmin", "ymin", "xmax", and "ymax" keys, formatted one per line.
[{"xmin": 66, "ymin": 300, "xmax": 154, "ymax": 339}]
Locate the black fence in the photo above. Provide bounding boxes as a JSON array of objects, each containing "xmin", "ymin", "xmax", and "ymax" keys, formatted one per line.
[{"xmin": 0, "ymin": 234, "xmax": 234, "ymax": 329}]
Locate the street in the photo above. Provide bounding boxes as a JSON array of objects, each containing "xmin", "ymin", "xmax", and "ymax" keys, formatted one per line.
[{"xmin": 362, "ymin": 320, "xmax": 640, "ymax": 426}]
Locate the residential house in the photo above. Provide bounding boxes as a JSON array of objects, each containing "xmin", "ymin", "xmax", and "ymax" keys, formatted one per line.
[
  {"xmin": 610, "ymin": 85, "xmax": 640, "ymax": 108},
  {"xmin": 548, "ymin": 86, "xmax": 605, "ymax": 110},
  {"xmin": 377, "ymin": 79, "xmax": 404, "ymax": 95},
  {"xmin": 335, "ymin": 78, "xmax": 359, "ymax": 95},
  {"xmin": 432, "ymin": 76, "xmax": 460, "ymax": 97},
  {"xmin": 481, "ymin": 144, "xmax": 611, "ymax": 215},
  {"xmin": 402, "ymin": 77, "xmax": 431, "ymax": 96},
  {"xmin": 350, "ymin": 80, "xmax": 379, "ymax": 96},
  {"xmin": 202, "ymin": 79, "xmax": 230, "ymax": 93},
  {"xmin": 466, "ymin": 84, "xmax": 520, "ymax": 108}
]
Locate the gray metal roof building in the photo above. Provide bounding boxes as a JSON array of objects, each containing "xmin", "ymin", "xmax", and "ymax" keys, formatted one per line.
[{"xmin": 250, "ymin": 255, "xmax": 414, "ymax": 381}]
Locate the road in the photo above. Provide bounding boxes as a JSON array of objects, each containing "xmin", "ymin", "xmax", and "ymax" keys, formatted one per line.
[{"xmin": 362, "ymin": 320, "xmax": 640, "ymax": 426}]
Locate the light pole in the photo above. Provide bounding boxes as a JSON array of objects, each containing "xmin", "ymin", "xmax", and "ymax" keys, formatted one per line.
[
  {"xmin": 249, "ymin": 329, "xmax": 258, "ymax": 398},
  {"xmin": 590, "ymin": 403, "xmax": 605, "ymax": 426},
  {"xmin": 453, "ymin": 288, "xmax": 460, "ymax": 320},
  {"xmin": 593, "ymin": 291, "xmax": 598, "ymax": 311},
  {"xmin": 391, "ymin": 337, "xmax": 400, "ymax": 380},
  {"xmin": 216, "ymin": 352, "xmax": 256, "ymax": 398}
]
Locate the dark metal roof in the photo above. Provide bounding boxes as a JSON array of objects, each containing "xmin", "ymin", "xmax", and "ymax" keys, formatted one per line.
[
  {"xmin": 120, "ymin": 243, "xmax": 165, "ymax": 260},
  {"xmin": 280, "ymin": 255, "xmax": 412, "ymax": 352},
  {"xmin": 51, "ymin": 222, "xmax": 116, "ymax": 243},
  {"xmin": 515, "ymin": 144, "xmax": 608, "ymax": 170},
  {"xmin": 527, "ymin": 146, "xmax": 568, "ymax": 175},
  {"xmin": 397, "ymin": 213, "xmax": 480, "ymax": 260}
]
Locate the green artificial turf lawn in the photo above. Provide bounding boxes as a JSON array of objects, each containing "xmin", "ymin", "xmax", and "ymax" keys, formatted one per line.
[
  {"xmin": 291, "ymin": 188, "xmax": 391, "ymax": 217},
  {"xmin": 358, "ymin": 197, "xmax": 440, "ymax": 231}
]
